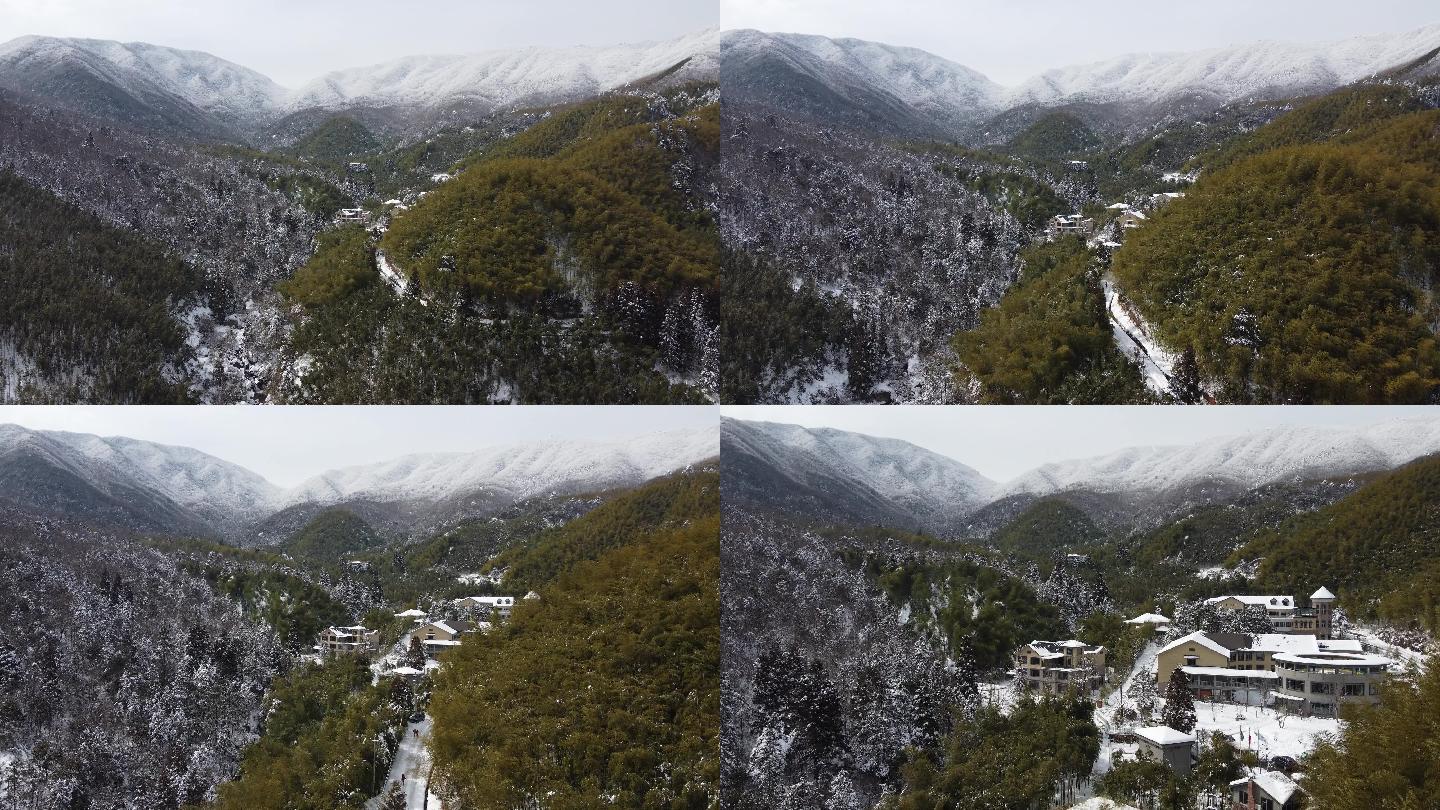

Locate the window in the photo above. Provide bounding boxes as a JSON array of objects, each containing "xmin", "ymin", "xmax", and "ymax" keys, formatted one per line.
[
  {"xmin": 1286, "ymin": 678, "xmax": 1306, "ymax": 691},
  {"xmin": 1343, "ymin": 683, "xmax": 1366, "ymax": 697},
  {"xmin": 1311, "ymin": 681, "xmax": 1333, "ymax": 695},
  {"xmin": 1369, "ymin": 683, "xmax": 1380, "ymax": 696},
  {"xmin": 1260, "ymin": 798, "xmax": 1275, "ymax": 810},
  {"xmin": 1238, "ymin": 789, "xmax": 1249, "ymax": 803}
]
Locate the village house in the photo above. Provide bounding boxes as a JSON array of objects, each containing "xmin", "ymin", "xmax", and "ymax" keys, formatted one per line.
[
  {"xmin": 336, "ymin": 207, "xmax": 370, "ymax": 225},
  {"xmin": 1118, "ymin": 210, "xmax": 1148, "ymax": 229},
  {"xmin": 456, "ymin": 595, "xmax": 516, "ymax": 620},
  {"xmin": 1133, "ymin": 726, "xmax": 1196, "ymax": 775},
  {"xmin": 416, "ymin": 619, "xmax": 475, "ymax": 655},
  {"xmin": 1125, "ymin": 612, "xmax": 1172, "ymax": 634},
  {"xmin": 317, "ymin": 625, "xmax": 380, "ymax": 657},
  {"xmin": 1013, "ymin": 639, "xmax": 1106, "ymax": 693},
  {"xmin": 393, "ymin": 608, "xmax": 427, "ymax": 623},
  {"xmin": 1046, "ymin": 213, "xmax": 1095, "ymax": 239},
  {"xmin": 1230, "ymin": 769, "xmax": 1302, "ymax": 810}
]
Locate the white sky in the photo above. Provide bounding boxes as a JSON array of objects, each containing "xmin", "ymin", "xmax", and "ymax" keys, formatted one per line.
[
  {"xmin": 0, "ymin": 406, "xmax": 718, "ymax": 486},
  {"xmin": 721, "ymin": 0, "xmax": 1440, "ymax": 85},
  {"xmin": 0, "ymin": 0, "xmax": 717, "ymax": 86},
  {"xmin": 722, "ymin": 406, "xmax": 1440, "ymax": 481}
]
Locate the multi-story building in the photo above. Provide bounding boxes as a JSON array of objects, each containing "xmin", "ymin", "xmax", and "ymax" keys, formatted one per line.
[
  {"xmin": 417, "ymin": 619, "xmax": 474, "ymax": 656},
  {"xmin": 1272, "ymin": 650, "xmax": 1393, "ymax": 717},
  {"xmin": 1204, "ymin": 587, "xmax": 1336, "ymax": 637},
  {"xmin": 1156, "ymin": 629, "xmax": 1380, "ymax": 709},
  {"xmin": 456, "ymin": 595, "xmax": 515, "ymax": 620},
  {"xmin": 317, "ymin": 625, "xmax": 380, "ymax": 657},
  {"xmin": 1013, "ymin": 640, "xmax": 1106, "ymax": 693}
]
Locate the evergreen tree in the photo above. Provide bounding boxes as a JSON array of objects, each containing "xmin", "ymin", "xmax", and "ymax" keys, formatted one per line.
[
  {"xmin": 406, "ymin": 636, "xmax": 426, "ymax": 669},
  {"xmin": 1160, "ymin": 667, "xmax": 1197, "ymax": 732},
  {"xmin": 1171, "ymin": 346, "xmax": 1203, "ymax": 404}
]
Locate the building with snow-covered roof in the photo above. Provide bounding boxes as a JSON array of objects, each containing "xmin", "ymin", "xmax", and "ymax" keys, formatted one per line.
[
  {"xmin": 318, "ymin": 625, "xmax": 380, "ymax": 657},
  {"xmin": 1230, "ymin": 769, "xmax": 1302, "ymax": 809},
  {"xmin": 1013, "ymin": 640, "xmax": 1106, "ymax": 693},
  {"xmin": 394, "ymin": 608, "xmax": 427, "ymax": 622},
  {"xmin": 1134, "ymin": 726, "xmax": 1196, "ymax": 774},
  {"xmin": 417, "ymin": 619, "xmax": 474, "ymax": 654},
  {"xmin": 1272, "ymin": 650, "xmax": 1393, "ymax": 717},
  {"xmin": 1207, "ymin": 587, "xmax": 1335, "ymax": 637},
  {"xmin": 1157, "ymin": 627, "xmax": 1382, "ymax": 708},
  {"xmin": 1126, "ymin": 612, "xmax": 1171, "ymax": 627},
  {"xmin": 456, "ymin": 595, "xmax": 515, "ymax": 619},
  {"xmin": 1118, "ymin": 209, "xmax": 1148, "ymax": 229},
  {"xmin": 335, "ymin": 207, "xmax": 370, "ymax": 225},
  {"xmin": 1046, "ymin": 213, "xmax": 1095, "ymax": 240}
]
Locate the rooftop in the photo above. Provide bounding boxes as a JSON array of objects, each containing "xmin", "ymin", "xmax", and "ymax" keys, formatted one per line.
[
  {"xmin": 1230, "ymin": 770, "xmax": 1301, "ymax": 804},
  {"xmin": 1135, "ymin": 725, "xmax": 1196, "ymax": 746}
]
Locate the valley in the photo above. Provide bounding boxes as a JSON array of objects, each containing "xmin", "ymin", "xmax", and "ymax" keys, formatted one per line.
[
  {"xmin": 0, "ymin": 417, "xmax": 720, "ymax": 809},
  {"xmin": 720, "ymin": 25, "xmax": 1440, "ymax": 403},
  {"xmin": 720, "ymin": 413, "xmax": 1440, "ymax": 808},
  {"xmin": 0, "ymin": 29, "xmax": 721, "ymax": 404}
]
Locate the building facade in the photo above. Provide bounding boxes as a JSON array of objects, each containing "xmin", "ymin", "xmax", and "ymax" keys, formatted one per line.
[
  {"xmin": 1271, "ymin": 650, "xmax": 1393, "ymax": 717},
  {"xmin": 318, "ymin": 625, "xmax": 379, "ymax": 657},
  {"xmin": 1013, "ymin": 640, "xmax": 1106, "ymax": 693},
  {"xmin": 1133, "ymin": 726, "xmax": 1196, "ymax": 775}
]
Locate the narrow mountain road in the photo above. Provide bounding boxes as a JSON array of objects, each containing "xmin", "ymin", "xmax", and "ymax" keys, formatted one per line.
[{"xmin": 366, "ymin": 717, "xmax": 442, "ymax": 810}]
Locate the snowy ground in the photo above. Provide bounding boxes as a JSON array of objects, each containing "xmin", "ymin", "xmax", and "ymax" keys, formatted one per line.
[
  {"xmin": 1067, "ymin": 799, "xmax": 1139, "ymax": 810},
  {"xmin": 1190, "ymin": 699, "xmax": 1342, "ymax": 761},
  {"xmin": 1092, "ymin": 641, "xmax": 1161, "ymax": 779},
  {"xmin": 1102, "ymin": 275, "xmax": 1177, "ymax": 398},
  {"xmin": 1347, "ymin": 626, "xmax": 1429, "ymax": 669},
  {"xmin": 978, "ymin": 679, "xmax": 1022, "ymax": 714},
  {"xmin": 365, "ymin": 717, "xmax": 442, "ymax": 810}
]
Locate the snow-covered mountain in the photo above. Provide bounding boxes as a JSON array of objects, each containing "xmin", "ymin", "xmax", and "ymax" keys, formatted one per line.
[
  {"xmin": 0, "ymin": 29, "xmax": 719, "ymax": 139},
  {"xmin": 998, "ymin": 418, "xmax": 1440, "ymax": 500},
  {"xmin": 282, "ymin": 428, "xmax": 718, "ymax": 508},
  {"xmin": 723, "ymin": 24, "xmax": 1440, "ymax": 137},
  {"xmin": 0, "ymin": 423, "xmax": 717, "ymax": 539},
  {"xmin": 721, "ymin": 418, "xmax": 996, "ymax": 532},
  {"xmin": 292, "ymin": 28, "xmax": 720, "ymax": 110},
  {"xmin": 725, "ymin": 417, "xmax": 1440, "ymax": 534}
]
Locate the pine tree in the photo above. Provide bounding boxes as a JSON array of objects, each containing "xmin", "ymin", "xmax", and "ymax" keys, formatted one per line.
[
  {"xmin": 1160, "ymin": 667, "xmax": 1196, "ymax": 732},
  {"xmin": 406, "ymin": 636, "xmax": 426, "ymax": 670},
  {"xmin": 1171, "ymin": 346, "xmax": 1203, "ymax": 404}
]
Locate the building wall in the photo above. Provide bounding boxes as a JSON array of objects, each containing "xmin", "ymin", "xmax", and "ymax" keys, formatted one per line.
[{"xmin": 1157, "ymin": 643, "xmax": 1228, "ymax": 680}]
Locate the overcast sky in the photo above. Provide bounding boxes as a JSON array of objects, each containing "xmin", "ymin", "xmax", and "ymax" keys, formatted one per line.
[
  {"xmin": 722, "ymin": 0, "xmax": 1440, "ymax": 84},
  {"xmin": 0, "ymin": 0, "xmax": 717, "ymax": 86},
  {"xmin": 722, "ymin": 406, "xmax": 1440, "ymax": 481},
  {"xmin": 0, "ymin": 406, "xmax": 718, "ymax": 486}
]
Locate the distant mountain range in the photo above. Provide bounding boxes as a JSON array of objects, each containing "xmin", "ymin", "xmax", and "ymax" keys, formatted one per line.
[
  {"xmin": 0, "ymin": 29, "xmax": 719, "ymax": 139},
  {"xmin": 722, "ymin": 25, "xmax": 1440, "ymax": 139},
  {"xmin": 723, "ymin": 417, "xmax": 1440, "ymax": 534},
  {"xmin": 0, "ymin": 423, "xmax": 718, "ymax": 540}
]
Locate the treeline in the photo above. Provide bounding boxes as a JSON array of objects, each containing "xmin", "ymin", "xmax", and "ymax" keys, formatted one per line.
[
  {"xmin": 953, "ymin": 237, "xmax": 1152, "ymax": 403},
  {"xmin": 0, "ymin": 169, "xmax": 200, "ymax": 402},
  {"xmin": 427, "ymin": 481, "xmax": 719, "ymax": 807}
]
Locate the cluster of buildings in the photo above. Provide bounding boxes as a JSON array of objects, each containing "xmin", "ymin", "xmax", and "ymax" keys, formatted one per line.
[
  {"xmin": 1042, "ymin": 189, "xmax": 1186, "ymax": 243},
  {"xmin": 1156, "ymin": 588, "xmax": 1393, "ymax": 718},
  {"xmin": 1124, "ymin": 725, "xmax": 1302, "ymax": 809},
  {"xmin": 314, "ymin": 591, "xmax": 538, "ymax": 660}
]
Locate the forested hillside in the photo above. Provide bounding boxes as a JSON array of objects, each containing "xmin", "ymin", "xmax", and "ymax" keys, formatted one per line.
[
  {"xmin": 1234, "ymin": 454, "xmax": 1440, "ymax": 633},
  {"xmin": 0, "ymin": 170, "xmax": 200, "ymax": 402},
  {"xmin": 1111, "ymin": 107, "xmax": 1440, "ymax": 403},
  {"xmin": 427, "ymin": 469, "xmax": 720, "ymax": 807},
  {"xmin": 278, "ymin": 86, "xmax": 721, "ymax": 404},
  {"xmin": 0, "ymin": 512, "xmax": 286, "ymax": 808}
]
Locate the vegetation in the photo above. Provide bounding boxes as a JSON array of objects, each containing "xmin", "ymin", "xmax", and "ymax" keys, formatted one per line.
[
  {"xmin": 1304, "ymin": 656, "xmax": 1440, "ymax": 809},
  {"xmin": 992, "ymin": 499, "xmax": 1101, "ymax": 557},
  {"xmin": 199, "ymin": 563, "xmax": 353, "ymax": 651},
  {"xmin": 0, "ymin": 169, "xmax": 201, "ymax": 402},
  {"xmin": 427, "ymin": 486, "xmax": 719, "ymax": 808},
  {"xmin": 954, "ymin": 237, "xmax": 1152, "ymax": 403},
  {"xmin": 282, "ymin": 508, "xmax": 385, "ymax": 562},
  {"xmin": 1112, "ymin": 110, "xmax": 1440, "ymax": 403},
  {"xmin": 279, "ymin": 97, "xmax": 720, "ymax": 404},
  {"xmin": 1005, "ymin": 112, "xmax": 1104, "ymax": 161},
  {"xmin": 490, "ymin": 468, "xmax": 719, "ymax": 594},
  {"xmin": 1235, "ymin": 454, "xmax": 1440, "ymax": 632},
  {"xmin": 287, "ymin": 116, "xmax": 383, "ymax": 164},
  {"xmin": 884, "ymin": 695, "xmax": 1099, "ymax": 809},
  {"xmin": 206, "ymin": 656, "xmax": 407, "ymax": 810},
  {"xmin": 868, "ymin": 556, "xmax": 1065, "ymax": 671}
]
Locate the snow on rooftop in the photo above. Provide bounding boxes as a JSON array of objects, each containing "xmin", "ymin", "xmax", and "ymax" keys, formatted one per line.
[
  {"xmin": 1135, "ymin": 725, "xmax": 1195, "ymax": 746},
  {"xmin": 1246, "ymin": 634, "xmax": 1319, "ymax": 655},
  {"xmin": 1180, "ymin": 666, "xmax": 1278, "ymax": 679},
  {"xmin": 1159, "ymin": 631, "xmax": 1233, "ymax": 659},
  {"xmin": 1126, "ymin": 612, "xmax": 1171, "ymax": 625},
  {"xmin": 1311, "ymin": 587, "xmax": 1336, "ymax": 600},
  {"xmin": 1206, "ymin": 594, "xmax": 1292, "ymax": 607},
  {"xmin": 1231, "ymin": 770, "xmax": 1301, "ymax": 805}
]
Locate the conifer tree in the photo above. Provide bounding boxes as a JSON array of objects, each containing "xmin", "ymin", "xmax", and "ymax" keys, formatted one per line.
[{"xmin": 1160, "ymin": 667, "xmax": 1196, "ymax": 732}]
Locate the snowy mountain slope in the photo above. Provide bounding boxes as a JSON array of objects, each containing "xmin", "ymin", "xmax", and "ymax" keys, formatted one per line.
[
  {"xmin": 724, "ymin": 417, "xmax": 1440, "ymax": 535},
  {"xmin": 0, "ymin": 423, "xmax": 279, "ymax": 534},
  {"xmin": 998, "ymin": 419, "xmax": 1440, "ymax": 500},
  {"xmin": 1006, "ymin": 24, "xmax": 1440, "ymax": 108},
  {"xmin": 721, "ymin": 418, "xmax": 996, "ymax": 533},
  {"xmin": 291, "ymin": 28, "xmax": 720, "ymax": 110},
  {"xmin": 723, "ymin": 24, "xmax": 1440, "ymax": 138},
  {"xmin": 282, "ymin": 427, "xmax": 718, "ymax": 508},
  {"xmin": 0, "ymin": 29, "xmax": 719, "ymax": 139},
  {"xmin": 0, "ymin": 35, "xmax": 287, "ymax": 133},
  {"xmin": 0, "ymin": 423, "xmax": 715, "ymax": 539},
  {"xmin": 722, "ymin": 29, "xmax": 1002, "ymax": 136}
]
